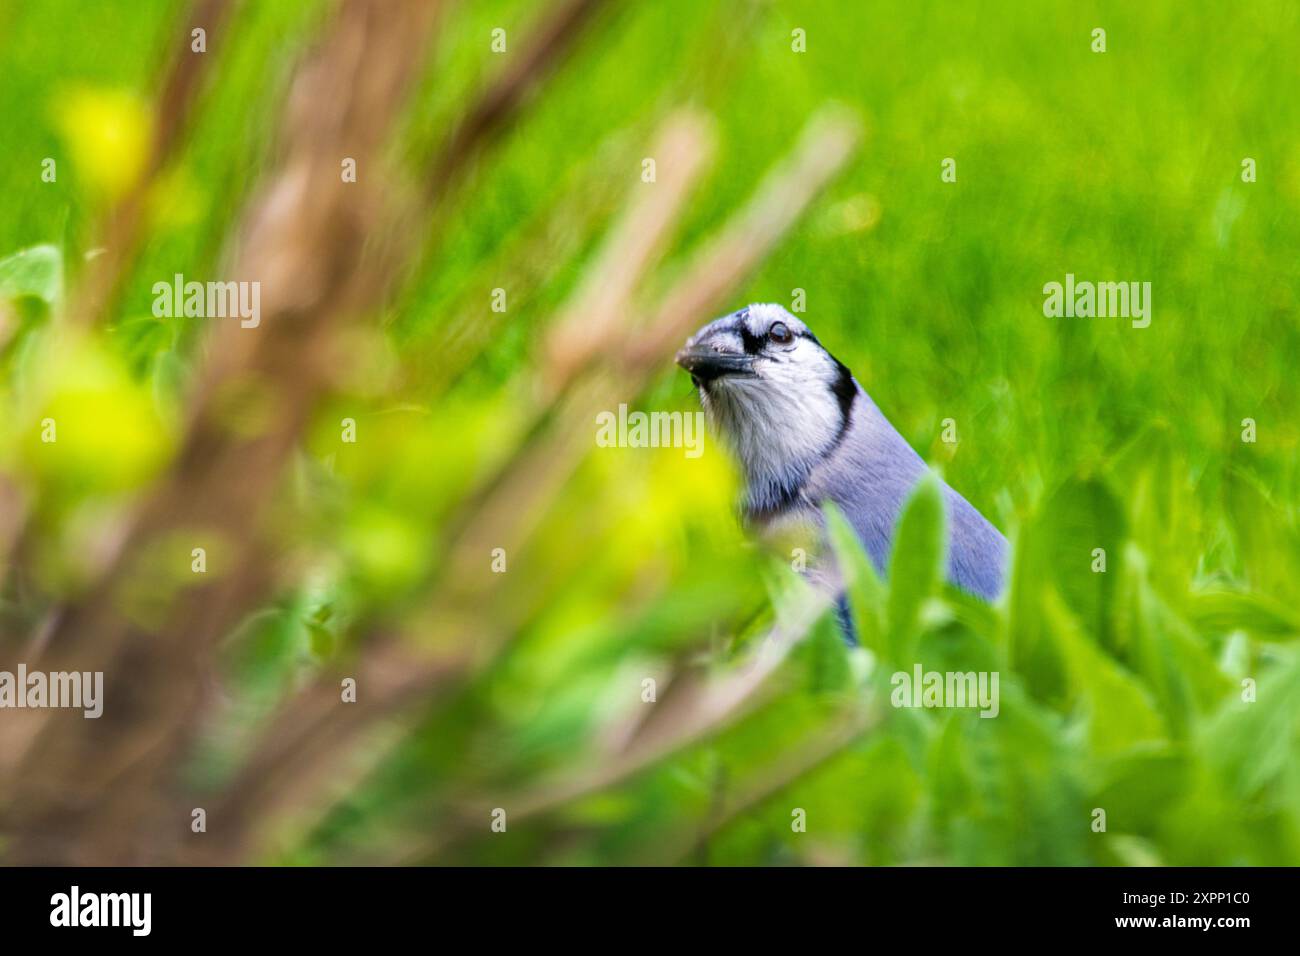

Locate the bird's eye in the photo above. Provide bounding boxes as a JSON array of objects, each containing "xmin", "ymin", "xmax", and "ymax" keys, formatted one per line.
[{"xmin": 768, "ymin": 321, "xmax": 793, "ymax": 345}]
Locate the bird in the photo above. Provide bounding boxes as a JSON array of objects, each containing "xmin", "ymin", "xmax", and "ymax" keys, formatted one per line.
[{"xmin": 676, "ymin": 303, "xmax": 1007, "ymax": 631}]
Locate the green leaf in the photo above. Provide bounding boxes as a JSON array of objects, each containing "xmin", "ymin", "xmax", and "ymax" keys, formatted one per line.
[
  {"xmin": 1202, "ymin": 651, "xmax": 1300, "ymax": 799},
  {"xmin": 886, "ymin": 473, "xmax": 946, "ymax": 663},
  {"xmin": 1090, "ymin": 744, "xmax": 1188, "ymax": 833},
  {"xmin": 942, "ymin": 583, "xmax": 1003, "ymax": 646},
  {"xmin": 1124, "ymin": 565, "xmax": 1232, "ymax": 735},
  {"xmin": 1044, "ymin": 478, "xmax": 1126, "ymax": 650},
  {"xmin": 1005, "ymin": 529, "xmax": 1068, "ymax": 702},
  {"xmin": 0, "ymin": 244, "xmax": 63, "ymax": 307},
  {"xmin": 1218, "ymin": 462, "xmax": 1300, "ymax": 599},
  {"xmin": 1045, "ymin": 588, "xmax": 1167, "ymax": 757},
  {"xmin": 823, "ymin": 501, "xmax": 886, "ymax": 653},
  {"xmin": 801, "ymin": 614, "xmax": 852, "ymax": 695},
  {"xmin": 931, "ymin": 689, "xmax": 1086, "ymax": 865},
  {"xmin": 1186, "ymin": 589, "xmax": 1300, "ymax": 641},
  {"xmin": 1006, "ymin": 477, "xmax": 1125, "ymax": 704}
]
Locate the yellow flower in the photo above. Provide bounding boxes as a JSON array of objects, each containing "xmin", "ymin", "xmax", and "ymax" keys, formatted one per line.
[{"xmin": 53, "ymin": 86, "xmax": 153, "ymax": 201}]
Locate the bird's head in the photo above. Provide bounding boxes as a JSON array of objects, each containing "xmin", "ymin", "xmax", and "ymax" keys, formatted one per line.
[{"xmin": 676, "ymin": 303, "xmax": 857, "ymax": 509}]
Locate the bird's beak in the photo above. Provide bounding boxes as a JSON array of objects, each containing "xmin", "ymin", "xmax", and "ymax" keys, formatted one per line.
[{"xmin": 675, "ymin": 345, "xmax": 755, "ymax": 383}]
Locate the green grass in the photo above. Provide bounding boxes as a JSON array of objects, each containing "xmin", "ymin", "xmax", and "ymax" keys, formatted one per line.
[{"xmin": 1, "ymin": 0, "xmax": 1298, "ymax": 865}]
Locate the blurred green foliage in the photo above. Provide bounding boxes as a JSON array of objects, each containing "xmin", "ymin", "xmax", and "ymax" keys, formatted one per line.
[{"xmin": 1, "ymin": 0, "xmax": 1298, "ymax": 865}]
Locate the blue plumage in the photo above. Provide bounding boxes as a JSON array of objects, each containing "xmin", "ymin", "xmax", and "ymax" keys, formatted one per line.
[{"xmin": 817, "ymin": 382, "xmax": 1006, "ymax": 601}]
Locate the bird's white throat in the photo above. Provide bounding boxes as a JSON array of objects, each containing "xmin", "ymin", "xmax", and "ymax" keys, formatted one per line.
[{"xmin": 701, "ymin": 370, "xmax": 847, "ymax": 511}]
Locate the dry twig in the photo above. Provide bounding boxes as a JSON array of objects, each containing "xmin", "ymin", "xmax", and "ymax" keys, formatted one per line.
[{"xmin": 1, "ymin": 0, "xmax": 444, "ymax": 865}]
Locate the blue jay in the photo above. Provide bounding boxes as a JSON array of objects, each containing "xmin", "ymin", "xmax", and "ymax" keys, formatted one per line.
[{"xmin": 676, "ymin": 304, "xmax": 1006, "ymax": 617}]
